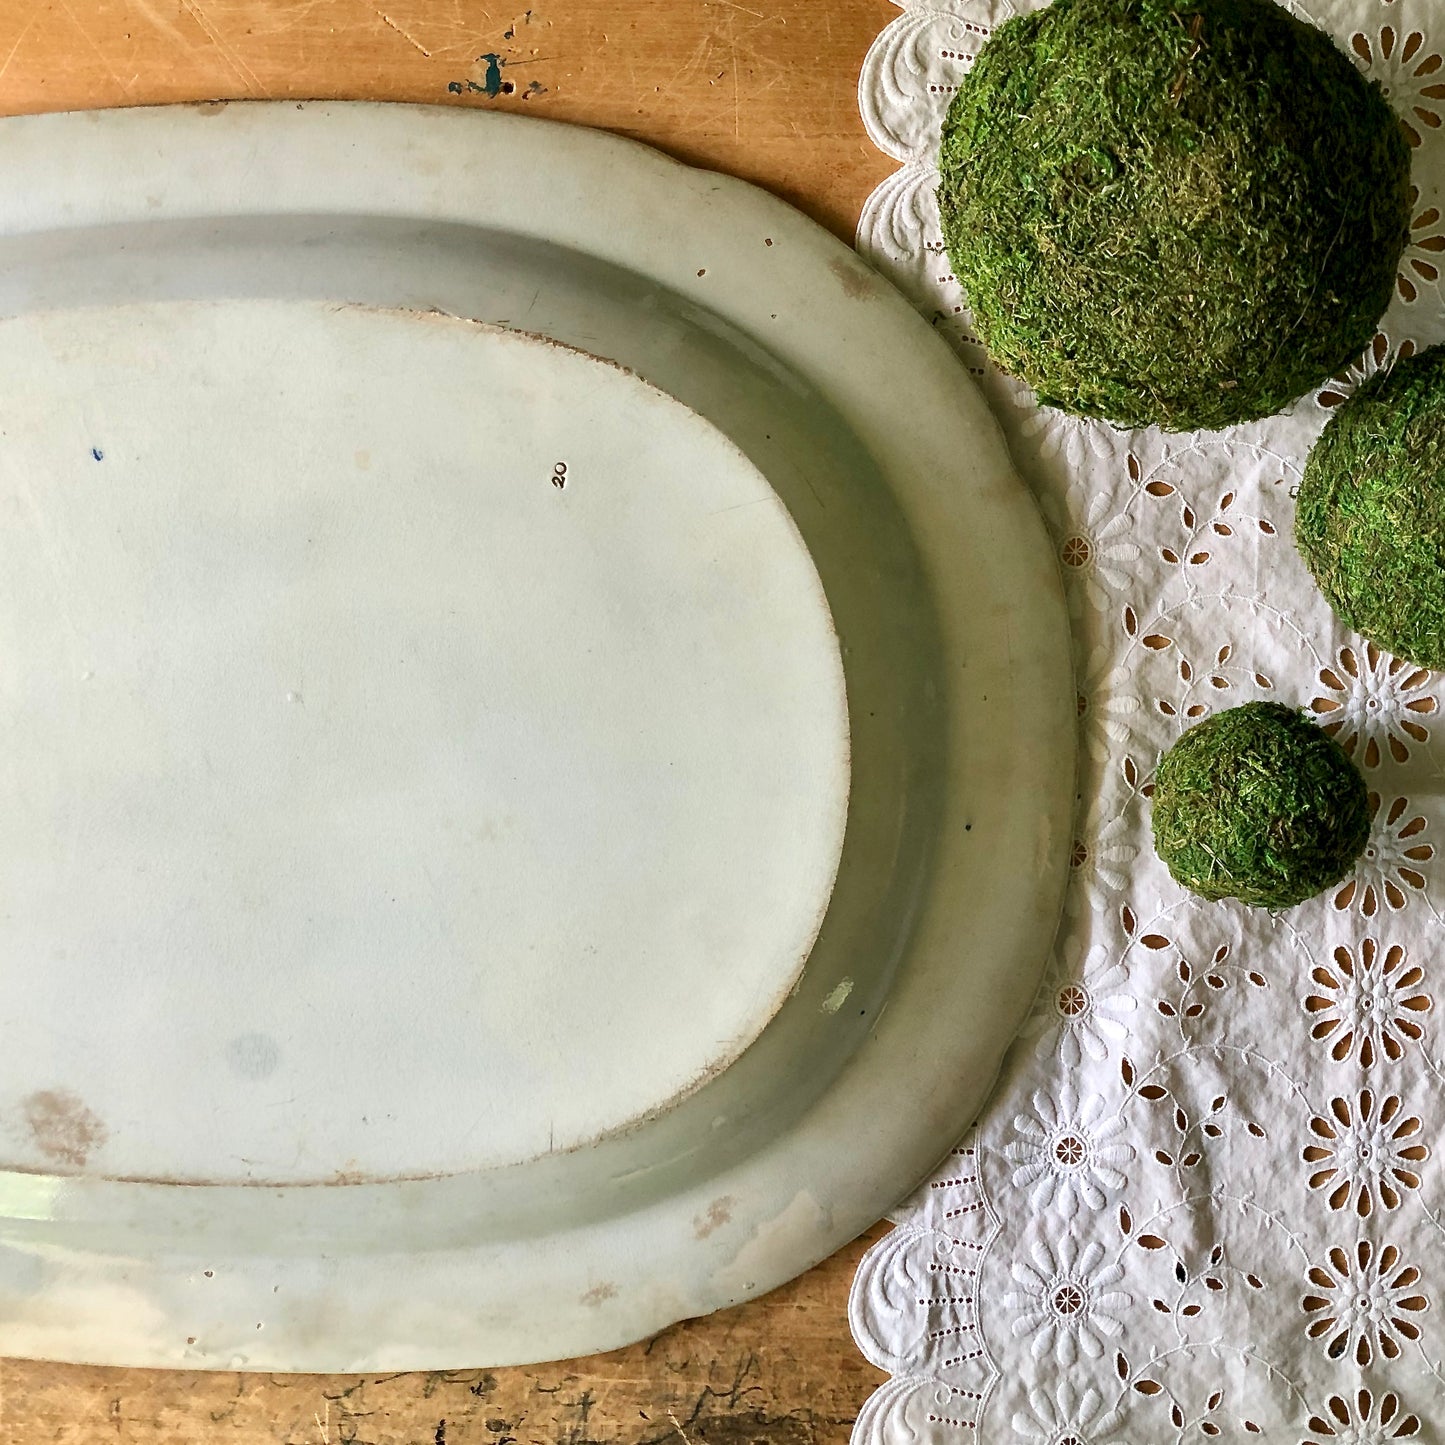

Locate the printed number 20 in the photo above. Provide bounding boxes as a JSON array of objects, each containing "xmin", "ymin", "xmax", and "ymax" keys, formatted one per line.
[{"xmin": 552, "ymin": 462, "xmax": 568, "ymax": 490}]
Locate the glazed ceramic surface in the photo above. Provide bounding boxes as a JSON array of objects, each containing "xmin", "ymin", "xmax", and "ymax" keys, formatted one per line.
[{"xmin": 0, "ymin": 102, "xmax": 1073, "ymax": 1369}]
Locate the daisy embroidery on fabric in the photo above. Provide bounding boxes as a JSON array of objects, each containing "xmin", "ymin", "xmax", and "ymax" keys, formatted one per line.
[
  {"xmin": 1302, "ymin": 1241, "xmax": 1428, "ymax": 1365},
  {"xmin": 1076, "ymin": 645, "xmax": 1144, "ymax": 768},
  {"xmin": 1023, "ymin": 938, "xmax": 1138, "ymax": 1067},
  {"xmin": 1015, "ymin": 399, "xmax": 1125, "ymax": 473},
  {"xmin": 1005, "ymin": 1237, "xmax": 1129, "ymax": 1366},
  {"xmin": 1049, "ymin": 492, "xmax": 1142, "ymax": 616},
  {"xmin": 1333, "ymin": 796, "xmax": 1434, "ymax": 915},
  {"xmin": 1004, "ymin": 1081, "xmax": 1136, "ymax": 1218},
  {"xmin": 1066, "ymin": 812, "xmax": 1140, "ymax": 918},
  {"xmin": 1303, "ymin": 1091, "xmax": 1428, "ymax": 1215},
  {"xmin": 1397, "ymin": 185, "xmax": 1445, "ymax": 303},
  {"xmin": 1310, "ymin": 642, "xmax": 1437, "ymax": 767},
  {"xmin": 1304, "ymin": 1389, "xmax": 1422, "ymax": 1442},
  {"xmin": 1011, "ymin": 1380, "xmax": 1130, "ymax": 1444},
  {"xmin": 1349, "ymin": 27, "xmax": 1445, "ymax": 146},
  {"xmin": 1304, "ymin": 940, "xmax": 1431, "ymax": 1066}
]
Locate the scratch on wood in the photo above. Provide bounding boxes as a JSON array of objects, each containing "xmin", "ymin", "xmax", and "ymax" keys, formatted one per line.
[
  {"xmin": 55, "ymin": 0, "xmax": 137, "ymax": 96},
  {"xmin": 128, "ymin": 0, "xmax": 201, "ymax": 49},
  {"xmin": 0, "ymin": 13, "xmax": 39, "ymax": 86},
  {"xmin": 376, "ymin": 10, "xmax": 432, "ymax": 55},
  {"xmin": 731, "ymin": 39, "xmax": 740, "ymax": 139},
  {"xmin": 178, "ymin": 0, "xmax": 264, "ymax": 95},
  {"xmin": 670, "ymin": 34, "xmax": 714, "ymax": 91}
]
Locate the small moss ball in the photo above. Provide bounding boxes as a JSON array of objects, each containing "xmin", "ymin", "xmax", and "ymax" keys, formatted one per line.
[
  {"xmin": 1151, "ymin": 702, "xmax": 1370, "ymax": 907},
  {"xmin": 1296, "ymin": 346, "xmax": 1445, "ymax": 671},
  {"xmin": 938, "ymin": 0, "xmax": 1411, "ymax": 432}
]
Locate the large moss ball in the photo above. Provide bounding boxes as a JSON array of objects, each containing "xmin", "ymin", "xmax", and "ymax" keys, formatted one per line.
[
  {"xmin": 1296, "ymin": 346, "xmax": 1445, "ymax": 671},
  {"xmin": 1151, "ymin": 703, "xmax": 1370, "ymax": 907},
  {"xmin": 938, "ymin": 0, "xmax": 1411, "ymax": 432}
]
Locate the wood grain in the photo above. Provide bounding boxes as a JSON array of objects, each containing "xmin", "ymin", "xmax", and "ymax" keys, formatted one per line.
[
  {"xmin": 0, "ymin": 0, "xmax": 897, "ymax": 1438},
  {"xmin": 1, "ymin": 1224, "xmax": 891, "ymax": 1444},
  {"xmin": 0, "ymin": 0, "xmax": 896, "ymax": 239}
]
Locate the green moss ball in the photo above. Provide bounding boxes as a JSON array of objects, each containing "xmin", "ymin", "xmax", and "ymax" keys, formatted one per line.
[
  {"xmin": 1151, "ymin": 703, "xmax": 1370, "ymax": 907},
  {"xmin": 1296, "ymin": 346, "xmax": 1445, "ymax": 671},
  {"xmin": 938, "ymin": 0, "xmax": 1411, "ymax": 432}
]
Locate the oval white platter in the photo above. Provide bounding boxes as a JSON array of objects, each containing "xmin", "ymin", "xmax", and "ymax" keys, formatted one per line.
[{"xmin": 0, "ymin": 102, "xmax": 1073, "ymax": 1370}]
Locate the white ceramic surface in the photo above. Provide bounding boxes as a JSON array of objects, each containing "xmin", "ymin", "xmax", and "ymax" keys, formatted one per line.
[
  {"xmin": 0, "ymin": 102, "xmax": 1074, "ymax": 1370},
  {"xmin": 1, "ymin": 301, "xmax": 848, "ymax": 1183}
]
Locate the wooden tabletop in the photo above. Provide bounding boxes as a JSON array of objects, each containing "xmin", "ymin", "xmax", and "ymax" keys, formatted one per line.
[
  {"xmin": 0, "ymin": 0, "xmax": 895, "ymax": 241},
  {"xmin": 0, "ymin": 2, "xmax": 896, "ymax": 1440},
  {"xmin": 7, "ymin": 1223, "xmax": 891, "ymax": 1445}
]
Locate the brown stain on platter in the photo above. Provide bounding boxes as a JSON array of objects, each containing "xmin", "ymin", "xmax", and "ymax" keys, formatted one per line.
[
  {"xmin": 579, "ymin": 1281, "xmax": 618, "ymax": 1306},
  {"xmin": 194, "ymin": 100, "xmax": 228, "ymax": 115},
  {"xmin": 827, "ymin": 255, "xmax": 879, "ymax": 301},
  {"xmin": 22, "ymin": 1088, "xmax": 108, "ymax": 1169},
  {"xmin": 0, "ymin": 305, "xmax": 849, "ymax": 1195},
  {"xmin": 693, "ymin": 1195, "xmax": 734, "ymax": 1239}
]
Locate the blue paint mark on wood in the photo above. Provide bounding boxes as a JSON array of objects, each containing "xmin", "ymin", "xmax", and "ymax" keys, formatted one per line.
[
  {"xmin": 447, "ymin": 53, "xmax": 510, "ymax": 98},
  {"xmin": 476, "ymin": 53, "xmax": 505, "ymax": 96}
]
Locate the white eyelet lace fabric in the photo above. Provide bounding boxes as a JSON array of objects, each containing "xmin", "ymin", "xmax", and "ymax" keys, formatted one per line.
[{"xmin": 850, "ymin": 1, "xmax": 1445, "ymax": 1439}]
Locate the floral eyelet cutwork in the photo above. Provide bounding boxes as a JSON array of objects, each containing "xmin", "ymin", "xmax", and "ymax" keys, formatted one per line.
[
  {"xmin": 1310, "ymin": 643, "xmax": 1437, "ymax": 767},
  {"xmin": 1078, "ymin": 683, "xmax": 1143, "ymax": 767},
  {"xmin": 1010, "ymin": 1381, "xmax": 1127, "ymax": 1445},
  {"xmin": 1023, "ymin": 940, "xmax": 1139, "ymax": 1067},
  {"xmin": 1317, "ymin": 332, "xmax": 1417, "ymax": 408},
  {"xmin": 1350, "ymin": 27, "xmax": 1445, "ymax": 145},
  {"xmin": 1015, "ymin": 401, "xmax": 1123, "ymax": 472},
  {"xmin": 1304, "ymin": 1390, "xmax": 1421, "ymax": 1441},
  {"xmin": 1057, "ymin": 984, "xmax": 1088, "ymax": 1017},
  {"xmin": 1065, "ymin": 814, "xmax": 1139, "ymax": 914},
  {"xmin": 1303, "ymin": 1090, "xmax": 1427, "ymax": 1214},
  {"xmin": 1004, "ymin": 1238, "xmax": 1129, "ymax": 1366},
  {"xmin": 1304, "ymin": 939, "xmax": 1431, "ymax": 1066},
  {"xmin": 1398, "ymin": 185, "xmax": 1445, "ymax": 302},
  {"xmin": 850, "ymin": 0, "xmax": 1445, "ymax": 1435},
  {"xmin": 1333, "ymin": 796, "xmax": 1434, "ymax": 915},
  {"xmin": 1003, "ymin": 1082, "xmax": 1136, "ymax": 1217},
  {"xmin": 1046, "ymin": 492, "xmax": 1140, "ymax": 614},
  {"xmin": 1302, "ymin": 1241, "xmax": 1428, "ymax": 1365}
]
